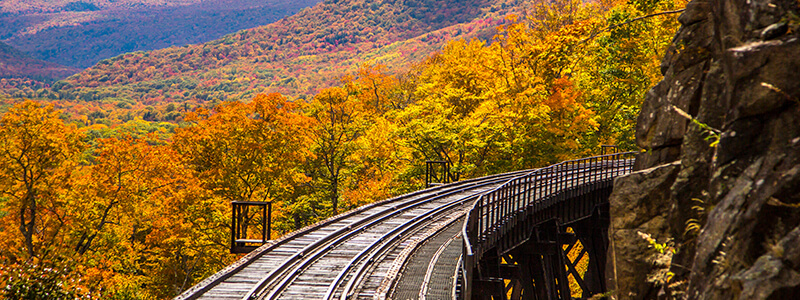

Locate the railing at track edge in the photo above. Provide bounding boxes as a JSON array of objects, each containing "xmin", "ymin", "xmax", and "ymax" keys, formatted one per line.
[{"xmin": 460, "ymin": 152, "xmax": 636, "ymax": 299}]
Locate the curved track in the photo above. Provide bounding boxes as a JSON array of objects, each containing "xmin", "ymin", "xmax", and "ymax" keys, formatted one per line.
[
  {"xmin": 176, "ymin": 170, "xmax": 528, "ymax": 300},
  {"xmin": 177, "ymin": 155, "xmax": 634, "ymax": 300}
]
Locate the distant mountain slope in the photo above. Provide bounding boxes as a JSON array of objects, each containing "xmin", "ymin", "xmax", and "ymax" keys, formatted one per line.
[
  {"xmin": 0, "ymin": 41, "xmax": 80, "ymax": 81},
  {"xmin": 1, "ymin": 0, "xmax": 199, "ymax": 15},
  {"xmin": 1, "ymin": 0, "xmax": 321, "ymax": 68},
  {"xmin": 0, "ymin": 41, "xmax": 81, "ymax": 97},
  {"xmin": 50, "ymin": 0, "xmax": 517, "ymax": 103}
]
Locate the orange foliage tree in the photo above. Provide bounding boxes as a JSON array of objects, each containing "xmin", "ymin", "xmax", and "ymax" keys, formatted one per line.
[
  {"xmin": 304, "ymin": 86, "xmax": 367, "ymax": 216},
  {"xmin": 173, "ymin": 93, "xmax": 311, "ymax": 235},
  {"xmin": 0, "ymin": 101, "xmax": 236, "ymax": 298},
  {"xmin": 302, "ymin": 66, "xmax": 413, "ymax": 216},
  {"xmin": 65, "ymin": 136, "xmax": 229, "ymax": 297},
  {"xmin": 0, "ymin": 100, "xmax": 85, "ymax": 260}
]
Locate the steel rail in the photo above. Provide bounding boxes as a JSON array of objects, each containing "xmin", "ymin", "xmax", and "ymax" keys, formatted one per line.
[
  {"xmin": 179, "ymin": 169, "xmax": 527, "ymax": 300},
  {"xmin": 365, "ymin": 163, "xmax": 609, "ymax": 300},
  {"xmin": 245, "ymin": 170, "xmax": 529, "ymax": 300},
  {"xmin": 418, "ymin": 232, "xmax": 459, "ymax": 300},
  {"xmin": 261, "ymin": 175, "xmax": 516, "ymax": 300},
  {"xmin": 178, "ymin": 154, "xmax": 637, "ymax": 300},
  {"xmin": 179, "ymin": 176, "xmax": 463, "ymax": 300},
  {"xmin": 329, "ymin": 196, "xmax": 474, "ymax": 300}
]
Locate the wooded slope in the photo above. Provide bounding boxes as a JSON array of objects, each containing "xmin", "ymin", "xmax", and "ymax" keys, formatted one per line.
[
  {"xmin": 44, "ymin": 0, "xmax": 516, "ymax": 103},
  {"xmin": 1, "ymin": 0, "xmax": 320, "ymax": 68}
]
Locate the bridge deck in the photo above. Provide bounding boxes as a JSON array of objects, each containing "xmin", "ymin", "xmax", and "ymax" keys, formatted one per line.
[
  {"xmin": 176, "ymin": 154, "xmax": 634, "ymax": 300},
  {"xmin": 391, "ymin": 221, "xmax": 462, "ymax": 300},
  {"xmin": 176, "ymin": 171, "xmax": 525, "ymax": 300}
]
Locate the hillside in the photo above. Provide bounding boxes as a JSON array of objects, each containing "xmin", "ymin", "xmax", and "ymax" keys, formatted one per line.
[
  {"xmin": 44, "ymin": 0, "xmax": 516, "ymax": 103},
  {"xmin": 1, "ymin": 0, "xmax": 320, "ymax": 68},
  {"xmin": 0, "ymin": 41, "xmax": 81, "ymax": 97},
  {"xmin": 0, "ymin": 41, "xmax": 79, "ymax": 79},
  {"xmin": 1, "ymin": 0, "xmax": 204, "ymax": 15}
]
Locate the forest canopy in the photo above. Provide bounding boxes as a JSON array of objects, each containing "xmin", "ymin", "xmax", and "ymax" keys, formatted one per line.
[{"xmin": 0, "ymin": 0, "xmax": 684, "ymax": 297}]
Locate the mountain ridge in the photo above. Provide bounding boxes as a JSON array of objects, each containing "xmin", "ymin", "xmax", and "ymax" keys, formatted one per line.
[
  {"xmin": 2, "ymin": 0, "xmax": 321, "ymax": 68},
  {"xmin": 0, "ymin": 41, "xmax": 80, "ymax": 82},
  {"xmin": 45, "ymin": 0, "xmax": 517, "ymax": 103}
]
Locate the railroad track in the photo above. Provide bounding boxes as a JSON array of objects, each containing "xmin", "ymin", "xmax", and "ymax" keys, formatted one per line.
[
  {"xmin": 385, "ymin": 159, "xmax": 632, "ymax": 300},
  {"xmin": 176, "ymin": 157, "xmax": 632, "ymax": 300},
  {"xmin": 176, "ymin": 169, "xmax": 529, "ymax": 300}
]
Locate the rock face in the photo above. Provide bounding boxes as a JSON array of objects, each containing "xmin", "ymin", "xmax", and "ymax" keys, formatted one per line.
[
  {"xmin": 607, "ymin": 161, "xmax": 680, "ymax": 299},
  {"xmin": 607, "ymin": 0, "xmax": 800, "ymax": 299}
]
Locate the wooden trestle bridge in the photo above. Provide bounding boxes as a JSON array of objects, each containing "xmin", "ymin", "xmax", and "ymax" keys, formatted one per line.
[{"xmin": 174, "ymin": 152, "xmax": 635, "ymax": 300}]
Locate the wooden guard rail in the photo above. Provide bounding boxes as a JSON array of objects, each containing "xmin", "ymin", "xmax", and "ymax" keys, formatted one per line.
[{"xmin": 460, "ymin": 152, "xmax": 636, "ymax": 299}]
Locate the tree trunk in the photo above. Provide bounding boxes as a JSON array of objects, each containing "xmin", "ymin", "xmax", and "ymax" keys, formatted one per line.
[
  {"xmin": 20, "ymin": 191, "xmax": 36, "ymax": 258},
  {"xmin": 331, "ymin": 176, "xmax": 339, "ymax": 215}
]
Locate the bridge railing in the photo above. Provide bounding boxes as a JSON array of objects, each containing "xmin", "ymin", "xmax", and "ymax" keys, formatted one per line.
[{"xmin": 461, "ymin": 152, "xmax": 635, "ymax": 299}]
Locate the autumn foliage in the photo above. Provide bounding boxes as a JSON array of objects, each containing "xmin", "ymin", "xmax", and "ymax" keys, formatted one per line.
[
  {"xmin": 0, "ymin": 0, "xmax": 684, "ymax": 298},
  {"xmin": 1, "ymin": 0, "xmax": 512, "ymax": 103}
]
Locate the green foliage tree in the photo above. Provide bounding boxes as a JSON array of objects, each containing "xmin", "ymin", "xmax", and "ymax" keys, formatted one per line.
[{"xmin": 305, "ymin": 87, "xmax": 368, "ymax": 215}]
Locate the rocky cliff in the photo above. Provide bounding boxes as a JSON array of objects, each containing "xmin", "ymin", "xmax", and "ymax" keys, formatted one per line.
[{"xmin": 607, "ymin": 0, "xmax": 800, "ymax": 298}]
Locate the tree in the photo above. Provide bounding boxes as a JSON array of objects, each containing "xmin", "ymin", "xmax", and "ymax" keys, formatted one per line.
[
  {"xmin": 396, "ymin": 39, "xmax": 512, "ymax": 178},
  {"xmin": 173, "ymin": 93, "xmax": 311, "ymax": 244},
  {"xmin": 573, "ymin": 0, "xmax": 685, "ymax": 150},
  {"xmin": 0, "ymin": 100, "xmax": 84, "ymax": 260},
  {"xmin": 174, "ymin": 93, "xmax": 310, "ymax": 204},
  {"xmin": 338, "ymin": 66, "xmax": 413, "ymax": 209},
  {"xmin": 305, "ymin": 87, "xmax": 367, "ymax": 215}
]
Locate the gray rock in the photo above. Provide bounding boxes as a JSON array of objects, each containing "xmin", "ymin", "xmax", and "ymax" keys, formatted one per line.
[
  {"xmin": 733, "ymin": 254, "xmax": 800, "ymax": 299},
  {"xmin": 760, "ymin": 22, "xmax": 788, "ymax": 40},
  {"xmin": 606, "ymin": 162, "xmax": 680, "ymax": 300},
  {"xmin": 612, "ymin": 0, "xmax": 800, "ymax": 298}
]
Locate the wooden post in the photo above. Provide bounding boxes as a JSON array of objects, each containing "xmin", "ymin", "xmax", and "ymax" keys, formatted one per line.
[
  {"xmin": 261, "ymin": 203, "xmax": 267, "ymax": 243},
  {"xmin": 267, "ymin": 201, "xmax": 272, "ymax": 241},
  {"xmin": 230, "ymin": 201, "xmax": 272, "ymax": 253}
]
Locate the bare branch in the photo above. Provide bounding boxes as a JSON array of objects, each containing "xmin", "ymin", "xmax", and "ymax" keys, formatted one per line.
[{"xmin": 581, "ymin": 9, "xmax": 686, "ymax": 44}]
